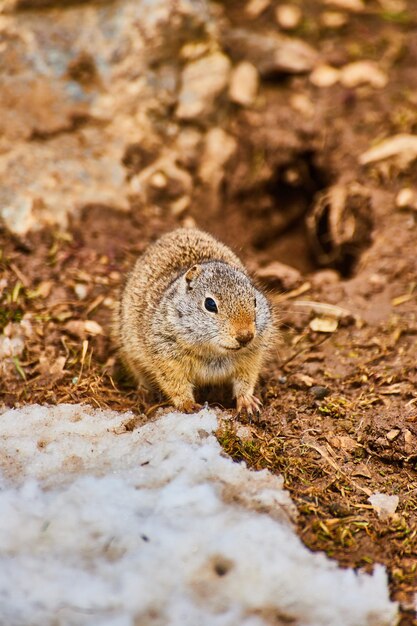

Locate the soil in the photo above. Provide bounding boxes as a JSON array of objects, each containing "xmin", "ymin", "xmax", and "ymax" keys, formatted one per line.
[{"xmin": 1, "ymin": 1, "xmax": 417, "ymax": 624}]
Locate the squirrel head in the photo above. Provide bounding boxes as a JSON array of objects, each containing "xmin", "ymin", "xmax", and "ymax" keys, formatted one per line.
[{"xmin": 166, "ymin": 261, "xmax": 271, "ymax": 355}]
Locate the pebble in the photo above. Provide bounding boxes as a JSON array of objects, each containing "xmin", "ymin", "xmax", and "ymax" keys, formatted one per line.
[
  {"xmin": 256, "ymin": 261, "xmax": 302, "ymax": 290},
  {"xmin": 275, "ymin": 4, "xmax": 302, "ymax": 30},
  {"xmin": 310, "ymin": 64, "xmax": 340, "ymax": 88},
  {"xmin": 320, "ymin": 11, "xmax": 348, "ymax": 28},
  {"xmin": 245, "ymin": 0, "xmax": 270, "ymax": 18},
  {"xmin": 74, "ymin": 283, "xmax": 88, "ymax": 300},
  {"xmin": 309, "ymin": 386, "xmax": 330, "ymax": 400},
  {"xmin": 323, "ymin": 0, "xmax": 364, "ymax": 11},
  {"xmin": 396, "ymin": 187, "xmax": 417, "ymax": 210},
  {"xmin": 229, "ymin": 61, "xmax": 259, "ymax": 107},
  {"xmin": 176, "ymin": 53, "xmax": 231, "ymax": 120},
  {"xmin": 340, "ymin": 61, "xmax": 388, "ymax": 89}
]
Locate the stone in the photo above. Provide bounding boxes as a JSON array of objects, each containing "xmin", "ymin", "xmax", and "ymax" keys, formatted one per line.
[
  {"xmin": 245, "ymin": 0, "xmax": 270, "ymax": 18},
  {"xmin": 309, "ymin": 386, "xmax": 331, "ymax": 400},
  {"xmin": 223, "ymin": 29, "xmax": 318, "ymax": 77},
  {"xmin": 309, "ymin": 317, "xmax": 339, "ymax": 333},
  {"xmin": 320, "ymin": 11, "xmax": 348, "ymax": 28},
  {"xmin": 310, "ymin": 64, "xmax": 340, "ymax": 87},
  {"xmin": 323, "ymin": 0, "xmax": 365, "ymax": 11},
  {"xmin": 176, "ymin": 52, "xmax": 231, "ymax": 120},
  {"xmin": 396, "ymin": 187, "xmax": 417, "ymax": 210},
  {"xmin": 229, "ymin": 61, "xmax": 259, "ymax": 106},
  {"xmin": 340, "ymin": 61, "xmax": 388, "ymax": 89},
  {"xmin": 0, "ymin": 0, "xmax": 210, "ymax": 235},
  {"xmin": 199, "ymin": 128, "xmax": 237, "ymax": 184},
  {"xmin": 256, "ymin": 261, "xmax": 302, "ymax": 290},
  {"xmin": 275, "ymin": 4, "xmax": 303, "ymax": 30}
]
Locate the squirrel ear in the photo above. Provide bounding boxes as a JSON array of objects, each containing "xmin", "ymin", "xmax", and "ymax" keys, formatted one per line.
[{"xmin": 185, "ymin": 264, "xmax": 201, "ymax": 288}]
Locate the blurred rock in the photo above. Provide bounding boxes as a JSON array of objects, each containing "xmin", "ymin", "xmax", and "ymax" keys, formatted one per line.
[
  {"xmin": 175, "ymin": 128, "xmax": 204, "ymax": 169},
  {"xmin": 311, "ymin": 61, "xmax": 388, "ymax": 89},
  {"xmin": 245, "ymin": 0, "xmax": 270, "ymax": 18},
  {"xmin": 320, "ymin": 11, "xmax": 348, "ymax": 28},
  {"xmin": 0, "ymin": 135, "xmax": 128, "ymax": 235},
  {"xmin": 223, "ymin": 29, "xmax": 318, "ymax": 76},
  {"xmin": 310, "ymin": 64, "xmax": 340, "ymax": 87},
  {"xmin": 340, "ymin": 61, "xmax": 388, "ymax": 89},
  {"xmin": 256, "ymin": 261, "xmax": 302, "ymax": 291},
  {"xmin": 176, "ymin": 52, "xmax": 231, "ymax": 120},
  {"xmin": 396, "ymin": 187, "xmax": 417, "ymax": 211},
  {"xmin": 323, "ymin": 0, "xmax": 364, "ymax": 11},
  {"xmin": 229, "ymin": 61, "xmax": 259, "ymax": 106},
  {"xmin": 275, "ymin": 4, "xmax": 303, "ymax": 30},
  {"xmin": 0, "ymin": 0, "xmax": 211, "ymax": 235},
  {"xmin": 199, "ymin": 128, "xmax": 237, "ymax": 209}
]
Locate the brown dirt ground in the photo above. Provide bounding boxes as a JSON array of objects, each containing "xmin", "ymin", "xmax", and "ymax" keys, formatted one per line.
[{"xmin": 1, "ymin": 1, "xmax": 417, "ymax": 624}]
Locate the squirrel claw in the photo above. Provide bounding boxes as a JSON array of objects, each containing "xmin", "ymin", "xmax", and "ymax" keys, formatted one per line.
[
  {"xmin": 176, "ymin": 400, "xmax": 203, "ymax": 414},
  {"xmin": 236, "ymin": 394, "xmax": 263, "ymax": 418}
]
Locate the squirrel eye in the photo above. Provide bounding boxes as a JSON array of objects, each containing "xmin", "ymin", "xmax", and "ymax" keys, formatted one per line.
[
  {"xmin": 204, "ymin": 297, "xmax": 218, "ymax": 313},
  {"xmin": 254, "ymin": 297, "xmax": 257, "ymax": 308}
]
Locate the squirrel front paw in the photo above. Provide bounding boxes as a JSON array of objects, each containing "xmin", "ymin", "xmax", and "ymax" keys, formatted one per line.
[
  {"xmin": 236, "ymin": 394, "xmax": 262, "ymax": 417},
  {"xmin": 173, "ymin": 398, "xmax": 203, "ymax": 414}
]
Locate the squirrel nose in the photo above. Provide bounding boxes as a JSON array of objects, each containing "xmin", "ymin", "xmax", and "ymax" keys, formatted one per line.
[{"xmin": 235, "ymin": 329, "xmax": 254, "ymax": 346}]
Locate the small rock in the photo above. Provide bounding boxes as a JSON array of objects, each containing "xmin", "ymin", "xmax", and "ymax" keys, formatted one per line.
[
  {"xmin": 352, "ymin": 463, "xmax": 372, "ymax": 479},
  {"xmin": 149, "ymin": 171, "xmax": 168, "ymax": 189},
  {"xmin": 176, "ymin": 52, "xmax": 231, "ymax": 120},
  {"xmin": 256, "ymin": 261, "xmax": 302, "ymax": 290},
  {"xmin": 224, "ymin": 29, "xmax": 318, "ymax": 77},
  {"xmin": 278, "ymin": 376, "xmax": 287, "ymax": 384},
  {"xmin": 386, "ymin": 428, "xmax": 401, "ymax": 442},
  {"xmin": 339, "ymin": 419, "xmax": 354, "ymax": 432},
  {"xmin": 229, "ymin": 61, "xmax": 259, "ymax": 107},
  {"xmin": 309, "ymin": 317, "xmax": 339, "ymax": 333},
  {"xmin": 396, "ymin": 187, "xmax": 417, "ymax": 210},
  {"xmin": 84, "ymin": 321, "xmax": 103, "ymax": 336},
  {"xmin": 245, "ymin": 0, "xmax": 270, "ymax": 18},
  {"xmin": 74, "ymin": 284, "xmax": 88, "ymax": 300},
  {"xmin": 180, "ymin": 41, "xmax": 210, "ymax": 62},
  {"xmin": 291, "ymin": 373, "xmax": 315, "ymax": 389},
  {"xmin": 199, "ymin": 128, "xmax": 237, "ymax": 184},
  {"xmin": 65, "ymin": 320, "xmax": 103, "ymax": 338},
  {"xmin": 320, "ymin": 11, "xmax": 348, "ymax": 28},
  {"xmin": 310, "ymin": 269, "xmax": 340, "ymax": 287},
  {"xmin": 290, "ymin": 93, "xmax": 315, "ymax": 117},
  {"xmin": 310, "ymin": 64, "xmax": 340, "ymax": 87},
  {"xmin": 175, "ymin": 128, "xmax": 203, "ymax": 169},
  {"xmin": 340, "ymin": 61, "xmax": 388, "ymax": 89},
  {"xmin": 323, "ymin": 0, "xmax": 364, "ymax": 11},
  {"xmin": 309, "ymin": 385, "xmax": 330, "ymax": 399},
  {"xmin": 170, "ymin": 195, "xmax": 190, "ymax": 217},
  {"xmin": 275, "ymin": 4, "xmax": 302, "ymax": 30},
  {"xmin": 368, "ymin": 492, "xmax": 399, "ymax": 521}
]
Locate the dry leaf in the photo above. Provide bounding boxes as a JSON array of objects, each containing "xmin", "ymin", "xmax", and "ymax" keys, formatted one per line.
[{"xmin": 360, "ymin": 134, "xmax": 417, "ymax": 167}]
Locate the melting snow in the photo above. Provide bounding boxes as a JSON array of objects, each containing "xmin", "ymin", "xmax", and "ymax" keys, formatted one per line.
[{"xmin": 0, "ymin": 404, "xmax": 397, "ymax": 626}]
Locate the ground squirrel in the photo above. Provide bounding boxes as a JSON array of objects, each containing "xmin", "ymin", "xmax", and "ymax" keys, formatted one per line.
[{"xmin": 114, "ymin": 228, "xmax": 274, "ymax": 414}]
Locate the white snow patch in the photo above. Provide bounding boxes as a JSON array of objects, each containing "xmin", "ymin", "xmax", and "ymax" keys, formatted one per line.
[{"xmin": 0, "ymin": 404, "xmax": 398, "ymax": 626}]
